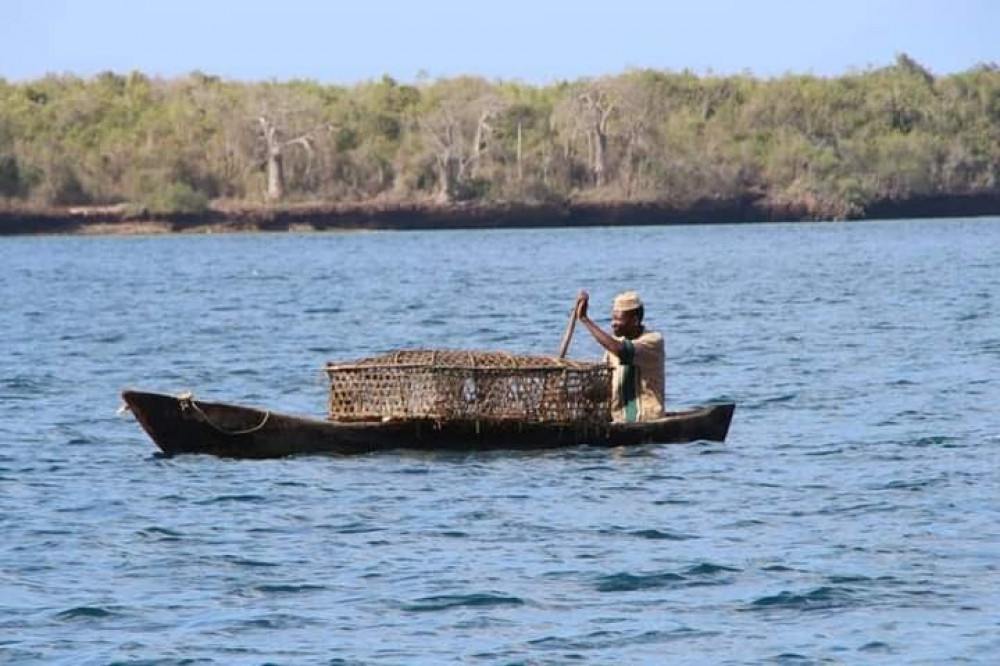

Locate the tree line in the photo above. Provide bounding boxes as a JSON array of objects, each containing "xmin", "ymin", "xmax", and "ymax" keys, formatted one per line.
[{"xmin": 1, "ymin": 54, "xmax": 998, "ymax": 219}]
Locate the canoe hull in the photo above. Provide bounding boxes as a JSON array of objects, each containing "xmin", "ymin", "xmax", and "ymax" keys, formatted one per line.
[{"xmin": 121, "ymin": 390, "xmax": 735, "ymax": 459}]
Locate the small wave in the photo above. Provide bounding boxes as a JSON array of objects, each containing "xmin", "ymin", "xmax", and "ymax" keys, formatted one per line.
[
  {"xmin": 724, "ymin": 519, "xmax": 766, "ymax": 528},
  {"xmin": 594, "ymin": 571, "xmax": 685, "ymax": 592},
  {"xmin": 874, "ymin": 477, "xmax": 941, "ymax": 492},
  {"xmin": 979, "ymin": 338, "xmax": 1000, "ymax": 354},
  {"xmin": 137, "ymin": 526, "xmax": 183, "ymax": 541},
  {"xmin": 395, "ymin": 466, "xmax": 432, "ymax": 475},
  {"xmin": 193, "ymin": 494, "xmax": 267, "ymax": 505},
  {"xmin": 642, "ymin": 473, "xmax": 685, "ymax": 482},
  {"xmin": 2, "ymin": 375, "xmax": 48, "ymax": 393},
  {"xmin": 404, "ymin": 593, "xmax": 525, "ymax": 612},
  {"xmin": 55, "ymin": 605, "xmax": 117, "ymax": 620},
  {"xmin": 330, "ymin": 522, "xmax": 384, "ymax": 535},
  {"xmin": 579, "ymin": 464, "xmax": 617, "ymax": 473},
  {"xmin": 816, "ymin": 501, "xmax": 896, "ymax": 517},
  {"xmin": 237, "ymin": 613, "xmax": 319, "ymax": 630},
  {"xmin": 254, "ymin": 583, "xmax": 327, "ymax": 594},
  {"xmin": 826, "ymin": 574, "xmax": 897, "ymax": 585},
  {"xmin": 677, "ymin": 353, "xmax": 723, "ymax": 366},
  {"xmin": 306, "ymin": 345, "xmax": 338, "ymax": 354},
  {"xmin": 747, "ymin": 586, "xmax": 857, "ymax": 612},
  {"xmin": 223, "ymin": 555, "xmax": 280, "ymax": 568},
  {"xmin": 804, "ymin": 447, "xmax": 843, "ymax": 457},
  {"xmin": 274, "ymin": 480, "xmax": 308, "ymax": 488},
  {"xmin": 529, "ymin": 627, "xmax": 719, "ymax": 650},
  {"xmin": 629, "ymin": 529, "xmax": 698, "ymax": 541},
  {"xmin": 247, "ymin": 526, "xmax": 298, "ymax": 536},
  {"xmin": 905, "ymin": 435, "xmax": 957, "ymax": 448},
  {"xmin": 743, "ymin": 393, "xmax": 797, "ymax": 410},
  {"xmin": 859, "ymin": 641, "xmax": 894, "ymax": 653},
  {"xmin": 685, "ymin": 563, "xmax": 741, "ymax": 576},
  {"xmin": 106, "ymin": 660, "xmax": 213, "ymax": 666},
  {"xmin": 29, "ymin": 528, "xmax": 72, "ymax": 537}
]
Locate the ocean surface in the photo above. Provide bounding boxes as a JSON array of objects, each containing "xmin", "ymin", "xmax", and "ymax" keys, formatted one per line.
[{"xmin": 1, "ymin": 218, "xmax": 998, "ymax": 665}]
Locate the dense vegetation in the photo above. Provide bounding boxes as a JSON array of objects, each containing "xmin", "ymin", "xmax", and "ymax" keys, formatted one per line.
[{"xmin": 1, "ymin": 55, "xmax": 998, "ymax": 219}]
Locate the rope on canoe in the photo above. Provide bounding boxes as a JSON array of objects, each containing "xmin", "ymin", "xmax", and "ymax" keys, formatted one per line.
[{"xmin": 178, "ymin": 392, "xmax": 270, "ymax": 436}]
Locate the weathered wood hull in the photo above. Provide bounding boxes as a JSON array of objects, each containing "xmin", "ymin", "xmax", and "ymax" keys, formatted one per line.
[{"xmin": 121, "ymin": 390, "xmax": 735, "ymax": 459}]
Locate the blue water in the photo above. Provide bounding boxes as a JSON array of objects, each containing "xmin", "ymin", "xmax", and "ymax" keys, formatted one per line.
[{"xmin": 1, "ymin": 218, "xmax": 998, "ymax": 665}]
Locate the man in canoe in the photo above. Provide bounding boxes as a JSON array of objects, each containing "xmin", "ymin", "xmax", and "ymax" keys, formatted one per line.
[{"xmin": 576, "ymin": 290, "xmax": 665, "ymax": 422}]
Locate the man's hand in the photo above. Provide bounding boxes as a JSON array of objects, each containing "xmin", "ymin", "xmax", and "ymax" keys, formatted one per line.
[
  {"xmin": 576, "ymin": 289, "xmax": 625, "ymax": 356},
  {"xmin": 575, "ymin": 289, "xmax": 590, "ymax": 321}
]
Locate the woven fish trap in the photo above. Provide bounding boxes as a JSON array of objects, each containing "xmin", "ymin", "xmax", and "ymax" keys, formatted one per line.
[{"xmin": 324, "ymin": 349, "xmax": 611, "ymax": 423}]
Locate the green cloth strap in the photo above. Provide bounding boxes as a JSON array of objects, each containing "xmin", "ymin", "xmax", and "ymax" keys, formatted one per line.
[{"xmin": 618, "ymin": 339, "xmax": 635, "ymax": 364}]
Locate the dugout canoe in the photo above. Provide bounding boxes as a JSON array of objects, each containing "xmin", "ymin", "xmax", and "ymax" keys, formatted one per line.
[{"xmin": 120, "ymin": 390, "xmax": 735, "ymax": 459}]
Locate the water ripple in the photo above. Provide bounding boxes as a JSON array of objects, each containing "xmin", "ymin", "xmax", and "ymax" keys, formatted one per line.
[
  {"xmin": 528, "ymin": 627, "xmax": 720, "ymax": 650},
  {"xmin": 55, "ymin": 606, "xmax": 119, "ymax": 620},
  {"xmin": 747, "ymin": 586, "xmax": 859, "ymax": 612},
  {"xmin": 628, "ymin": 528, "xmax": 697, "ymax": 541},
  {"xmin": 403, "ymin": 593, "xmax": 526, "ymax": 612},
  {"xmin": 3, "ymin": 220, "xmax": 998, "ymax": 664}
]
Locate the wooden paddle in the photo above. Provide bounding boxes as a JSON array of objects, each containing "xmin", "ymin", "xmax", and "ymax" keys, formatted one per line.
[{"xmin": 556, "ymin": 296, "xmax": 580, "ymax": 359}]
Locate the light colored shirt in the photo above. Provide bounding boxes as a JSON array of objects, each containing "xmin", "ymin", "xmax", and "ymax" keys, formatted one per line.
[{"xmin": 603, "ymin": 329, "xmax": 665, "ymax": 422}]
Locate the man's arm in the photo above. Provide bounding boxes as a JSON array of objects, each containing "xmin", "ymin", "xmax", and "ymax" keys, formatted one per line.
[{"xmin": 576, "ymin": 290, "xmax": 625, "ymax": 357}]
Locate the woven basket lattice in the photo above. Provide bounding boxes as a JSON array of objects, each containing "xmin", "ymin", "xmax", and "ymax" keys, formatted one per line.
[{"xmin": 325, "ymin": 349, "xmax": 611, "ymax": 423}]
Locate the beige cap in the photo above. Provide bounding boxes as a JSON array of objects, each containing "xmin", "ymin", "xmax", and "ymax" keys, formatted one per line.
[{"xmin": 613, "ymin": 291, "xmax": 643, "ymax": 312}]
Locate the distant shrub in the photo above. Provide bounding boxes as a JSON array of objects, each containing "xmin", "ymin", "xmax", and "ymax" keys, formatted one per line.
[
  {"xmin": 452, "ymin": 177, "xmax": 491, "ymax": 201},
  {"xmin": 0, "ymin": 155, "xmax": 22, "ymax": 198},
  {"xmin": 134, "ymin": 182, "xmax": 210, "ymax": 215},
  {"xmin": 33, "ymin": 165, "xmax": 92, "ymax": 206}
]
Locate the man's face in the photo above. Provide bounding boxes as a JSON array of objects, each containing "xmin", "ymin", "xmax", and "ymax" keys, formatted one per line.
[{"xmin": 611, "ymin": 309, "xmax": 640, "ymax": 337}]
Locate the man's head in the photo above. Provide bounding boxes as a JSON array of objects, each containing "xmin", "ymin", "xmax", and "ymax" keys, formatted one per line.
[{"xmin": 611, "ymin": 291, "xmax": 645, "ymax": 338}]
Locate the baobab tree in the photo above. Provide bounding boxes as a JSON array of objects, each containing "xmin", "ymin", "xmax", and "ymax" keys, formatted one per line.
[
  {"xmin": 416, "ymin": 77, "xmax": 508, "ymax": 201},
  {"xmin": 249, "ymin": 86, "xmax": 333, "ymax": 202},
  {"xmin": 553, "ymin": 82, "xmax": 622, "ymax": 188},
  {"xmin": 257, "ymin": 115, "xmax": 329, "ymax": 201},
  {"xmin": 609, "ymin": 72, "xmax": 670, "ymax": 197}
]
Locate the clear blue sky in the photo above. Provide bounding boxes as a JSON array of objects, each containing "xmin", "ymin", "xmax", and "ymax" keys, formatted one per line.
[{"xmin": 3, "ymin": 0, "xmax": 997, "ymax": 84}]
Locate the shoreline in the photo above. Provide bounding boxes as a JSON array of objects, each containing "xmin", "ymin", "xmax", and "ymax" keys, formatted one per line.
[{"xmin": 2, "ymin": 194, "xmax": 999, "ymax": 236}]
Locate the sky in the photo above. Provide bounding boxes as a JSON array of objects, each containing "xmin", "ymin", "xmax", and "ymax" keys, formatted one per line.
[{"xmin": 2, "ymin": 0, "xmax": 998, "ymax": 85}]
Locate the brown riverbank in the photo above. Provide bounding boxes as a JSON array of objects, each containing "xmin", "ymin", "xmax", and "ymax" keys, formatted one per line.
[{"xmin": 2, "ymin": 194, "xmax": 999, "ymax": 236}]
